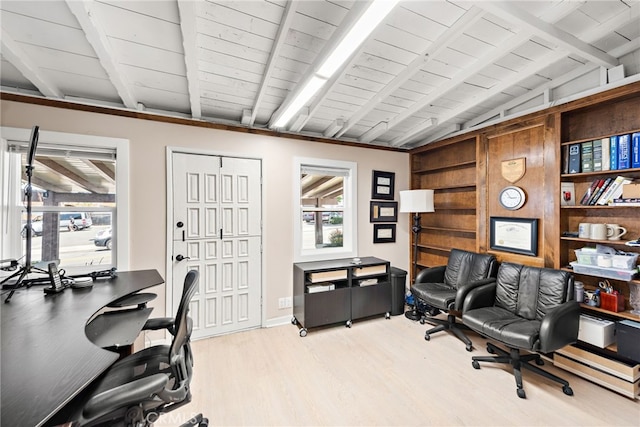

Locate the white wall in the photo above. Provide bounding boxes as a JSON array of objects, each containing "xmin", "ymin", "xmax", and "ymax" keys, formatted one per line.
[{"xmin": 1, "ymin": 100, "xmax": 411, "ymax": 324}]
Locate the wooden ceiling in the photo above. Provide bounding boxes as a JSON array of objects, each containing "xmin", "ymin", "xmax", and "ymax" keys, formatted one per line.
[{"xmin": 1, "ymin": 0, "xmax": 639, "ymax": 149}]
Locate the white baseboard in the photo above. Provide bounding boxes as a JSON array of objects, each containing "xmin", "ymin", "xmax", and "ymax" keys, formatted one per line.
[{"xmin": 265, "ymin": 315, "xmax": 292, "ymax": 328}]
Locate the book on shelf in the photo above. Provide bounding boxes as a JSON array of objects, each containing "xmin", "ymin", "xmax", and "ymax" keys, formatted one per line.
[
  {"xmin": 588, "ymin": 177, "xmax": 612, "ymax": 205},
  {"xmin": 581, "ymin": 140, "xmax": 593, "ymax": 172},
  {"xmin": 308, "ymin": 269, "xmax": 347, "ymax": 283},
  {"xmin": 307, "ymin": 282, "xmax": 336, "ymax": 293},
  {"xmin": 592, "ymin": 139, "xmax": 602, "ymax": 171},
  {"xmin": 579, "ymin": 179, "xmax": 600, "ymax": 205},
  {"xmin": 358, "ymin": 278, "xmax": 379, "ymax": 286},
  {"xmin": 610, "ymin": 198, "xmax": 640, "ymax": 207},
  {"xmin": 560, "ymin": 182, "xmax": 575, "ymax": 206},
  {"xmin": 596, "ymin": 176, "xmax": 633, "ymax": 205},
  {"xmin": 610, "ymin": 135, "xmax": 618, "ymax": 170},
  {"xmin": 568, "ymin": 143, "xmax": 581, "ymax": 174},
  {"xmin": 617, "ymin": 133, "xmax": 631, "ymax": 169},
  {"xmin": 601, "ymin": 137, "xmax": 610, "ymax": 171},
  {"xmin": 561, "ymin": 145, "xmax": 569, "ymax": 174},
  {"xmin": 632, "ymin": 132, "xmax": 640, "ymax": 168}
]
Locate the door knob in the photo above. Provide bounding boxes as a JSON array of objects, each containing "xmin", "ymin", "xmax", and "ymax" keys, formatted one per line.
[
  {"xmin": 175, "ymin": 254, "xmax": 190, "ymax": 262},
  {"xmin": 176, "ymin": 221, "xmax": 184, "ymax": 228}
]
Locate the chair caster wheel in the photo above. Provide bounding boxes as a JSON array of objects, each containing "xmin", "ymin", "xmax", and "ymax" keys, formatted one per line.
[
  {"xmin": 563, "ymin": 385, "xmax": 573, "ymax": 396},
  {"xmin": 466, "ymin": 344, "xmax": 473, "ymax": 352},
  {"xmin": 517, "ymin": 388, "xmax": 526, "ymax": 399},
  {"xmin": 472, "ymin": 360, "xmax": 480, "ymax": 369},
  {"xmin": 291, "ymin": 317, "xmax": 297, "ymax": 325},
  {"xmin": 535, "ymin": 358, "xmax": 544, "ymax": 366},
  {"xmin": 424, "ymin": 333, "xmax": 430, "ymax": 341},
  {"xmin": 487, "ymin": 345, "xmax": 495, "ymax": 354},
  {"xmin": 385, "ymin": 312, "xmax": 390, "ymax": 319},
  {"xmin": 346, "ymin": 320, "xmax": 352, "ymax": 328},
  {"xmin": 419, "ymin": 317, "xmax": 425, "ymax": 324},
  {"xmin": 299, "ymin": 328, "xmax": 307, "ymax": 337}
]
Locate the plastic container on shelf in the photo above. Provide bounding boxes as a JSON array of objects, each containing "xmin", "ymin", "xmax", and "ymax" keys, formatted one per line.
[
  {"xmin": 570, "ymin": 262, "xmax": 638, "ymax": 281},
  {"xmin": 574, "ymin": 249, "xmax": 639, "ymax": 270}
]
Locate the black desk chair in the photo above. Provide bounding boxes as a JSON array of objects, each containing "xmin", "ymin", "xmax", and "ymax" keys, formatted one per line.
[
  {"xmin": 462, "ymin": 263, "xmax": 580, "ymax": 398},
  {"xmin": 71, "ymin": 270, "xmax": 208, "ymax": 426},
  {"xmin": 410, "ymin": 249, "xmax": 498, "ymax": 351}
]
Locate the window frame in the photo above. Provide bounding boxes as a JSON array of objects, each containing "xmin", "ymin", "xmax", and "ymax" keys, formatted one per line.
[
  {"xmin": 293, "ymin": 157, "xmax": 357, "ymax": 262},
  {"xmin": 0, "ymin": 127, "xmax": 130, "ymax": 271}
]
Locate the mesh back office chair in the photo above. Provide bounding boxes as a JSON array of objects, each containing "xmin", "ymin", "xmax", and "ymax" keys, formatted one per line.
[
  {"xmin": 410, "ymin": 249, "xmax": 498, "ymax": 351},
  {"xmin": 72, "ymin": 270, "xmax": 207, "ymax": 426},
  {"xmin": 462, "ymin": 263, "xmax": 580, "ymax": 399}
]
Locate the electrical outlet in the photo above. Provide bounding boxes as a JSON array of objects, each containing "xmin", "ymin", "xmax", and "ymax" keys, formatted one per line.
[
  {"xmin": 278, "ymin": 298, "xmax": 285, "ymax": 309},
  {"xmin": 278, "ymin": 297, "xmax": 292, "ymax": 309},
  {"xmin": 284, "ymin": 296, "xmax": 292, "ymax": 308}
]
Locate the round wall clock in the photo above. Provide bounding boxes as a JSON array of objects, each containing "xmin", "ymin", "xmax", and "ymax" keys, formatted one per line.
[{"xmin": 499, "ymin": 186, "xmax": 526, "ymax": 210}]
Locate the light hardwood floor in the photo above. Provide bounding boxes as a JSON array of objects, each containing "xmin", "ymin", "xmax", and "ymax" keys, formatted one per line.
[{"xmin": 167, "ymin": 315, "xmax": 639, "ymax": 427}]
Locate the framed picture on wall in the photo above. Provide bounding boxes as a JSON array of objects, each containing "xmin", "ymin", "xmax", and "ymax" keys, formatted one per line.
[
  {"xmin": 371, "ymin": 170, "xmax": 395, "ymax": 200},
  {"xmin": 373, "ymin": 224, "xmax": 396, "ymax": 243},
  {"xmin": 370, "ymin": 201, "xmax": 398, "ymax": 223},
  {"xmin": 490, "ymin": 217, "xmax": 538, "ymax": 256}
]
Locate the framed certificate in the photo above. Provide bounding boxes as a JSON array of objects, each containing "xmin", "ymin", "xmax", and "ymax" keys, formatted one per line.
[
  {"xmin": 372, "ymin": 170, "xmax": 395, "ymax": 200},
  {"xmin": 373, "ymin": 224, "xmax": 396, "ymax": 243},
  {"xmin": 370, "ymin": 201, "xmax": 398, "ymax": 223},
  {"xmin": 490, "ymin": 217, "xmax": 538, "ymax": 256}
]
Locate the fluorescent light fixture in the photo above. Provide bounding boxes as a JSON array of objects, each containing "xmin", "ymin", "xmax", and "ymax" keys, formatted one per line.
[
  {"xmin": 272, "ymin": 0, "xmax": 398, "ymax": 129},
  {"xmin": 359, "ymin": 121, "xmax": 388, "ymax": 143},
  {"xmin": 317, "ymin": 0, "xmax": 399, "ymax": 79},
  {"xmin": 273, "ymin": 76, "xmax": 326, "ymax": 129}
]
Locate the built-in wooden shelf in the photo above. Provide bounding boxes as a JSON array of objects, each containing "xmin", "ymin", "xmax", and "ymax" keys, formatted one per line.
[
  {"xmin": 422, "ymin": 226, "xmax": 475, "ymax": 234},
  {"xmin": 561, "ymin": 237, "xmax": 639, "ymax": 246},
  {"xmin": 414, "ymin": 160, "xmax": 476, "ymax": 174},
  {"xmin": 580, "ymin": 303, "xmax": 640, "ymax": 322},
  {"xmin": 432, "ymin": 184, "xmax": 476, "ymax": 191},
  {"xmin": 561, "ymin": 167, "xmax": 640, "ymax": 179}
]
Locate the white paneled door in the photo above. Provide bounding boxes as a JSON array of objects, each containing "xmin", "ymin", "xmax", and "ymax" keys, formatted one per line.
[{"xmin": 172, "ymin": 153, "xmax": 262, "ymax": 339}]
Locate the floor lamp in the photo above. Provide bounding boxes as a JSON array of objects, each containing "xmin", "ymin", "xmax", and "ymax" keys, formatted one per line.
[{"xmin": 399, "ymin": 189, "xmax": 435, "ymax": 320}]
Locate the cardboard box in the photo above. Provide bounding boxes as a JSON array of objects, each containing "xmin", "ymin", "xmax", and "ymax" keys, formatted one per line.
[
  {"xmin": 617, "ymin": 320, "xmax": 640, "ymax": 363},
  {"xmin": 578, "ymin": 314, "xmax": 616, "ymax": 348},
  {"xmin": 622, "ymin": 183, "xmax": 640, "ymax": 198}
]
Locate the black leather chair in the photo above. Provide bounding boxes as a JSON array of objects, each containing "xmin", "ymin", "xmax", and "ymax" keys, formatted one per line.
[
  {"xmin": 71, "ymin": 270, "xmax": 208, "ymax": 426},
  {"xmin": 462, "ymin": 262, "xmax": 580, "ymax": 399},
  {"xmin": 410, "ymin": 249, "xmax": 498, "ymax": 351}
]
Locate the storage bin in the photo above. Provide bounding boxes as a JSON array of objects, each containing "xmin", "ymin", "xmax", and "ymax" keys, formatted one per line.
[
  {"xmin": 578, "ymin": 314, "xmax": 616, "ymax": 348},
  {"xmin": 570, "ymin": 262, "xmax": 638, "ymax": 281},
  {"xmin": 600, "ymin": 292, "xmax": 625, "ymax": 312},
  {"xmin": 574, "ymin": 250, "xmax": 639, "ymax": 269}
]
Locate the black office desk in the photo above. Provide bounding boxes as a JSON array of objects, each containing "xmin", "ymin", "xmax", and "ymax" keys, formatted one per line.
[{"xmin": 0, "ymin": 269, "xmax": 164, "ymax": 427}]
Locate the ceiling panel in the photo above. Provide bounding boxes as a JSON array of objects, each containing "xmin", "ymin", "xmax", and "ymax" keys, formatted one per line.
[{"xmin": 1, "ymin": 0, "xmax": 638, "ymax": 149}]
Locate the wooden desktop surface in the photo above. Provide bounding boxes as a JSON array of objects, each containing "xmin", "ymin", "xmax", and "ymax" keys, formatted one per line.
[{"xmin": 0, "ymin": 269, "xmax": 164, "ymax": 427}]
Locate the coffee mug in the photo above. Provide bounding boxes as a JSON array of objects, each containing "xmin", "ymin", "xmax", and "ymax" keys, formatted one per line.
[
  {"xmin": 606, "ymin": 224, "xmax": 627, "ymax": 241},
  {"xmin": 578, "ymin": 223, "xmax": 591, "ymax": 239},
  {"xmin": 590, "ymin": 223, "xmax": 608, "ymax": 240}
]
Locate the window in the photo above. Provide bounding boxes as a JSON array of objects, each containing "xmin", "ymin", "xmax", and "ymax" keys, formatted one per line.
[
  {"xmin": 0, "ymin": 127, "xmax": 129, "ymax": 275},
  {"xmin": 294, "ymin": 157, "xmax": 357, "ymax": 262}
]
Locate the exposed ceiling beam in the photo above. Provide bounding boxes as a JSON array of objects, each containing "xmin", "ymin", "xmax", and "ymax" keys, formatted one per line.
[
  {"xmin": 36, "ymin": 158, "xmax": 107, "ymax": 194},
  {"xmin": 336, "ymin": 6, "xmax": 484, "ymax": 138},
  {"xmin": 1, "ymin": 29, "xmax": 62, "ymax": 98},
  {"xmin": 23, "ymin": 174, "xmax": 69, "ymax": 194},
  {"xmin": 480, "ymin": 1, "xmax": 618, "ymax": 68},
  {"xmin": 85, "ymin": 159, "xmax": 116, "ymax": 182},
  {"xmin": 177, "ymin": 0, "xmax": 202, "ymax": 119},
  {"xmin": 66, "ymin": 0, "xmax": 138, "ymax": 109},
  {"xmin": 268, "ymin": 0, "xmax": 373, "ymax": 129},
  {"xmin": 390, "ymin": 1, "xmax": 625, "ymax": 147},
  {"xmin": 250, "ymin": 0, "xmax": 298, "ymax": 126}
]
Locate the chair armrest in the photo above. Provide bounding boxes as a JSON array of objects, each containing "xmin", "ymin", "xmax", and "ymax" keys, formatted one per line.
[
  {"xmin": 83, "ymin": 373, "xmax": 169, "ymax": 419},
  {"xmin": 454, "ymin": 277, "xmax": 498, "ymax": 310},
  {"xmin": 414, "ymin": 265, "xmax": 446, "ymax": 284},
  {"xmin": 143, "ymin": 317, "xmax": 175, "ymax": 335},
  {"xmin": 538, "ymin": 301, "xmax": 580, "ymax": 353},
  {"xmin": 462, "ymin": 282, "xmax": 496, "ymax": 314}
]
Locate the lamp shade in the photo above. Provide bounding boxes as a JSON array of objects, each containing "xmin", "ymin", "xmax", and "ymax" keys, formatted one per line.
[{"xmin": 399, "ymin": 189, "xmax": 435, "ymax": 213}]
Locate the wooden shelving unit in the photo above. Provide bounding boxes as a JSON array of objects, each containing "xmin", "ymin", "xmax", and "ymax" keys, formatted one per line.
[
  {"xmin": 408, "ymin": 136, "xmax": 478, "ymax": 277},
  {"xmin": 556, "ymin": 91, "xmax": 640, "ymax": 399}
]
